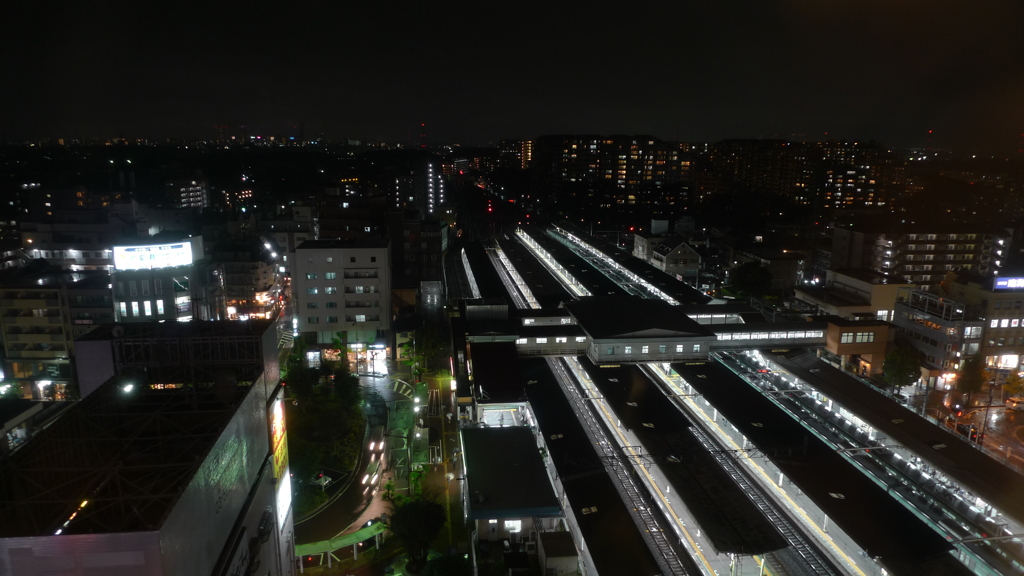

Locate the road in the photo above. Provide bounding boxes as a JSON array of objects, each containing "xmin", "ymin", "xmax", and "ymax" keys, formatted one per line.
[{"xmin": 294, "ymin": 378, "xmax": 390, "ymax": 545}]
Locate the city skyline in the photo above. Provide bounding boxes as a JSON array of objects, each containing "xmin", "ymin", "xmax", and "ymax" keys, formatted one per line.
[{"xmin": 2, "ymin": 2, "xmax": 1023, "ymax": 153}]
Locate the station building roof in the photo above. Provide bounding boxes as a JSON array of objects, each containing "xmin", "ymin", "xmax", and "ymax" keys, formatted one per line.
[
  {"xmin": 566, "ymin": 295, "xmax": 715, "ymax": 340},
  {"xmin": 462, "ymin": 426, "xmax": 560, "ymax": 520}
]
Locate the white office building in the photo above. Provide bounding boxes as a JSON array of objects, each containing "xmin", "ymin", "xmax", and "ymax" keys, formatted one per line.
[{"xmin": 293, "ymin": 239, "xmax": 390, "ymax": 374}]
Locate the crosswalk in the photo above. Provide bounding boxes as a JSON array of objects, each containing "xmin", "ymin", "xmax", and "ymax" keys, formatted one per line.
[
  {"xmin": 278, "ymin": 330, "xmax": 294, "ymax": 349},
  {"xmin": 390, "ymin": 379, "xmax": 415, "ymax": 398}
]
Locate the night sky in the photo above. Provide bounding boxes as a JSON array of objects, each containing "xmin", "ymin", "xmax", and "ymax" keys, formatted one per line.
[{"xmin": 3, "ymin": 1, "xmax": 1023, "ymax": 151}]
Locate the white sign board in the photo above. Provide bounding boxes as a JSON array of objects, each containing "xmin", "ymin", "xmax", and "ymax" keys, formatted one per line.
[{"xmin": 114, "ymin": 242, "xmax": 193, "ymax": 270}]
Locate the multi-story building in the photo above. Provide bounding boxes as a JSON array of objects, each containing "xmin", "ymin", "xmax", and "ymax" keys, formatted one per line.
[
  {"xmin": 943, "ymin": 272, "xmax": 1024, "ymax": 373},
  {"xmin": 0, "ymin": 266, "xmax": 75, "ymax": 400},
  {"xmin": 111, "ymin": 235, "xmax": 218, "ymax": 322},
  {"xmin": 816, "ymin": 140, "xmax": 904, "ymax": 210},
  {"xmin": 20, "ymin": 207, "xmax": 146, "ymax": 272},
  {"xmin": 166, "ymin": 178, "xmax": 209, "ymax": 209},
  {"xmin": 832, "ymin": 225, "xmax": 1009, "ymax": 291},
  {"xmin": 257, "ymin": 206, "xmax": 317, "ymax": 279},
  {"xmin": 892, "ymin": 289, "xmax": 984, "ymax": 388},
  {"xmin": 388, "ymin": 213, "xmax": 448, "ymax": 290},
  {"xmin": 66, "ymin": 273, "xmax": 116, "ymax": 340},
  {"xmin": 703, "ymin": 140, "xmax": 815, "ymax": 205},
  {"xmin": 499, "ymin": 139, "xmax": 534, "ymax": 170},
  {"xmin": 794, "ymin": 269, "xmax": 914, "ymax": 322},
  {"xmin": 533, "ymin": 135, "xmax": 692, "ymax": 221},
  {"xmin": 1, "ymin": 321, "xmax": 294, "ymax": 576},
  {"xmin": 211, "ymin": 237, "xmax": 281, "ymax": 321},
  {"xmin": 0, "ymin": 259, "xmax": 114, "ymax": 399},
  {"xmin": 315, "ymin": 195, "xmax": 388, "ymax": 240},
  {"xmin": 293, "ymin": 239, "xmax": 390, "ymax": 374}
]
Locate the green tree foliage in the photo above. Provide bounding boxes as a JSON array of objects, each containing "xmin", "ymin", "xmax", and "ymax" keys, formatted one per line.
[
  {"xmin": 883, "ymin": 347, "xmax": 921, "ymax": 391},
  {"xmin": 0, "ymin": 381, "xmax": 23, "ymax": 399},
  {"xmin": 957, "ymin": 355, "xmax": 987, "ymax": 405},
  {"xmin": 284, "ymin": 334, "xmax": 367, "ymax": 517},
  {"xmin": 390, "ymin": 499, "xmax": 447, "ymax": 573},
  {"xmin": 729, "ymin": 262, "xmax": 774, "ymax": 298},
  {"xmin": 1004, "ymin": 371, "xmax": 1024, "ymax": 399}
]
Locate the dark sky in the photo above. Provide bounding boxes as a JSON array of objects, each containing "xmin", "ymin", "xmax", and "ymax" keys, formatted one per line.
[{"xmin": 3, "ymin": 1, "xmax": 1023, "ymax": 152}]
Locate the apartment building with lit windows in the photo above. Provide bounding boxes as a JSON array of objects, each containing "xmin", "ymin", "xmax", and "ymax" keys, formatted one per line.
[
  {"xmin": 832, "ymin": 226, "xmax": 1009, "ymax": 291},
  {"xmin": 292, "ymin": 239, "xmax": 390, "ymax": 374},
  {"xmin": 533, "ymin": 135, "xmax": 692, "ymax": 216},
  {"xmin": 943, "ymin": 272, "xmax": 1024, "ymax": 374},
  {"xmin": 0, "ymin": 262, "xmax": 114, "ymax": 400}
]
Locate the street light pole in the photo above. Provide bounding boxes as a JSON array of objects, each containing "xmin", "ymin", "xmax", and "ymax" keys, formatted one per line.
[{"xmin": 980, "ymin": 382, "xmax": 997, "ymax": 444}]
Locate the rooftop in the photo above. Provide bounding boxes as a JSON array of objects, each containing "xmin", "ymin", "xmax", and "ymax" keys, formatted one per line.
[
  {"xmin": 0, "ymin": 378, "xmax": 249, "ymax": 537},
  {"xmin": 566, "ymin": 295, "xmax": 715, "ymax": 340},
  {"xmin": 833, "ymin": 268, "xmax": 912, "ymax": 285},
  {"xmin": 462, "ymin": 427, "xmax": 560, "ymax": 520}
]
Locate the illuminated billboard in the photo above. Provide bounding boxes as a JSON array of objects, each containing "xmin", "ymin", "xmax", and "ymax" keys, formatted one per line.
[
  {"xmin": 270, "ymin": 398, "xmax": 289, "ymax": 479},
  {"xmin": 114, "ymin": 242, "xmax": 193, "ymax": 270},
  {"xmin": 994, "ymin": 277, "xmax": 1024, "ymax": 290}
]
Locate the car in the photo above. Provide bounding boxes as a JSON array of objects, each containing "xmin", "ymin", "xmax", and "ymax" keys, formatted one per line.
[
  {"xmin": 757, "ymin": 369, "xmax": 771, "ymax": 373},
  {"xmin": 1006, "ymin": 397, "xmax": 1024, "ymax": 411}
]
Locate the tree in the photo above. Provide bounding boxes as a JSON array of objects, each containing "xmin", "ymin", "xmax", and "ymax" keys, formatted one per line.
[
  {"xmin": 1004, "ymin": 371, "xmax": 1024, "ymax": 400},
  {"xmin": 883, "ymin": 347, "xmax": 920, "ymax": 392},
  {"xmin": 729, "ymin": 262, "xmax": 773, "ymax": 298},
  {"xmin": 390, "ymin": 499, "xmax": 446, "ymax": 573},
  {"xmin": 957, "ymin": 355, "xmax": 987, "ymax": 406}
]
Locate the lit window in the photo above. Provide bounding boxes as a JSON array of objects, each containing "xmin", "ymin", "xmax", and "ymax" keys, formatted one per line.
[
  {"xmin": 991, "ymin": 319, "xmax": 999, "ymax": 328},
  {"xmin": 119, "ymin": 302, "xmax": 127, "ymax": 317},
  {"xmin": 156, "ymin": 300, "xmax": 164, "ymax": 315},
  {"xmin": 325, "ymin": 272, "xmax": 337, "ymax": 280},
  {"xmin": 641, "ymin": 345, "xmax": 649, "ymax": 354},
  {"xmin": 556, "ymin": 337, "xmax": 567, "ymax": 343},
  {"xmin": 1002, "ymin": 319, "xmax": 1010, "ymax": 328},
  {"xmin": 676, "ymin": 344, "xmax": 684, "ymax": 353},
  {"xmin": 306, "ymin": 287, "xmax": 318, "ymax": 295},
  {"xmin": 143, "ymin": 301, "xmax": 152, "ymax": 316},
  {"xmin": 536, "ymin": 338, "xmax": 548, "ymax": 344},
  {"xmin": 840, "ymin": 332, "xmax": 854, "ymax": 344},
  {"xmin": 624, "ymin": 346, "xmax": 632, "ymax": 354},
  {"xmin": 576, "ymin": 336, "xmax": 586, "ymax": 343},
  {"xmin": 325, "ymin": 287, "xmax": 337, "ymax": 294},
  {"xmin": 504, "ymin": 519, "xmax": 522, "ymax": 533},
  {"xmin": 693, "ymin": 344, "xmax": 701, "ymax": 352},
  {"xmin": 355, "ymin": 315, "xmax": 366, "ymax": 322},
  {"xmin": 131, "ymin": 301, "xmax": 139, "ymax": 316},
  {"xmin": 524, "ymin": 318, "xmax": 535, "ymax": 325},
  {"xmin": 306, "ymin": 273, "xmax": 317, "ymax": 280},
  {"xmin": 659, "ymin": 345, "xmax": 667, "ymax": 353},
  {"xmin": 515, "ymin": 338, "xmax": 527, "ymax": 344}
]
